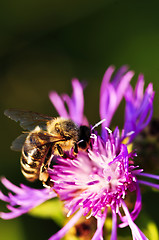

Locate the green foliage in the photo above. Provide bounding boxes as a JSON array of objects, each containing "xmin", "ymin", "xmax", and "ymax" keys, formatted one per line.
[
  {"xmin": 29, "ymin": 198, "xmax": 65, "ymax": 226},
  {"xmin": 0, "ymin": 219, "xmax": 26, "ymax": 240}
]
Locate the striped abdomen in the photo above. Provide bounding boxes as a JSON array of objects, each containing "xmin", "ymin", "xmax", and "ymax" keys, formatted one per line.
[{"xmin": 20, "ymin": 131, "xmax": 53, "ymax": 182}]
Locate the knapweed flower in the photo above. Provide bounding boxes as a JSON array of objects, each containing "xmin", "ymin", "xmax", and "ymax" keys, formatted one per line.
[{"xmin": 0, "ymin": 66, "xmax": 158, "ymax": 240}]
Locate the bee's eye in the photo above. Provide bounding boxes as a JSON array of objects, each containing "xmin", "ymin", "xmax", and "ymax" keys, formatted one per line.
[{"xmin": 65, "ymin": 135, "xmax": 71, "ymax": 140}]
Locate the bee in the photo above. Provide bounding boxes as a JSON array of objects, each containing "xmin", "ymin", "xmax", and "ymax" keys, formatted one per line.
[{"xmin": 4, "ymin": 109, "xmax": 91, "ymax": 186}]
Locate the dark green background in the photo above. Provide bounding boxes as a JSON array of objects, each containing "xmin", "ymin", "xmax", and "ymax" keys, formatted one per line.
[{"xmin": 0, "ymin": 0, "xmax": 159, "ymax": 239}]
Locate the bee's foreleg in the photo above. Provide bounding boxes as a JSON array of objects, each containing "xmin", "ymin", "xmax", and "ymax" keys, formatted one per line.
[
  {"xmin": 73, "ymin": 143, "xmax": 78, "ymax": 154},
  {"xmin": 42, "ymin": 177, "xmax": 54, "ymax": 188}
]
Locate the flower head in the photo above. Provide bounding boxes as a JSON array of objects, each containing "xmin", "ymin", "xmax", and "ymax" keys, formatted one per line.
[
  {"xmin": 0, "ymin": 66, "xmax": 158, "ymax": 240},
  {"xmin": 51, "ymin": 129, "xmax": 135, "ymax": 215},
  {"xmin": 48, "ymin": 128, "xmax": 146, "ymax": 240}
]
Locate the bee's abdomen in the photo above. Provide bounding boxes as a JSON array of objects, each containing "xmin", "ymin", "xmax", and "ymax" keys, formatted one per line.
[{"xmin": 20, "ymin": 133, "xmax": 50, "ymax": 182}]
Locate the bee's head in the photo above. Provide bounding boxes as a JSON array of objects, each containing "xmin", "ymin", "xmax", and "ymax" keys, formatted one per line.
[{"xmin": 78, "ymin": 125, "xmax": 91, "ymax": 150}]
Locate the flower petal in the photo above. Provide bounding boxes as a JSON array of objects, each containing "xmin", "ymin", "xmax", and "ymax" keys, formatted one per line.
[
  {"xmin": 0, "ymin": 178, "xmax": 56, "ymax": 219},
  {"xmin": 100, "ymin": 66, "xmax": 134, "ymax": 139},
  {"xmin": 49, "ymin": 79, "xmax": 88, "ymax": 125},
  {"xmin": 124, "ymin": 75, "xmax": 154, "ymax": 142},
  {"xmin": 48, "ymin": 209, "xmax": 83, "ymax": 240},
  {"xmin": 138, "ymin": 180, "xmax": 159, "ymax": 190},
  {"xmin": 49, "ymin": 91, "xmax": 69, "ymax": 118},
  {"xmin": 92, "ymin": 208, "xmax": 107, "ymax": 240},
  {"xmin": 121, "ymin": 200, "xmax": 148, "ymax": 240},
  {"xmin": 110, "ymin": 210, "xmax": 117, "ymax": 240},
  {"xmin": 119, "ymin": 183, "xmax": 142, "ymax": 228}
]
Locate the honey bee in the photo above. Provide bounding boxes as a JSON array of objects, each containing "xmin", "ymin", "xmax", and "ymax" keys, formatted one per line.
[{"xmin": 4, "ymin": 109, "xmax": 91, "ymax": 186}]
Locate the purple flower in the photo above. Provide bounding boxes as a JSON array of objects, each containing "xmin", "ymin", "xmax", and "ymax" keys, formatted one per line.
[
  {"xmin": 48, "ymin": 129, "xmax": 150, "ymax": 240},
  {"xmin": 0, "ymin": 66, "xmax": 158, "ymax": 240}
]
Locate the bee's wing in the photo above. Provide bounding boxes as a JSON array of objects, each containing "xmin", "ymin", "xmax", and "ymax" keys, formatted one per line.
[
  {"xmin": 4, "ymin": 109, "xmax": 53, "ymax": 131},
  {"xmin": 11, "ymin": 131, "xmax": 66, "ymax": 152},
  {"xmin": 11, "ymin": 133, "xmax": 28, "ymax": 151}
]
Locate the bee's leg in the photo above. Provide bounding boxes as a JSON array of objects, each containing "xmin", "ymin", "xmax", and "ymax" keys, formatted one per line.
[
  {"xmin": 56, "ymin": 144, "xmax": 64, "ymax": 156},
  {"xmin": 73, "ymin": 143, "xmax": 78, "ymax": 155},
  {"xmin": 42, "ymin": 177, "xmax": 54, "ymax": 188},
  {"xmin": 39, "ymin": 164, "xmax": 49, "ymax": 182}
]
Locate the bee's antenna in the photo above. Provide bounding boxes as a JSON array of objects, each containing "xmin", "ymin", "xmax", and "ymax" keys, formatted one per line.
[
  {"xmin": 126, "ymin": 131, "xmax": 135, "ymax": 137},
  {"xmin": 77, "ymin": 139, "xmax": 84, "ymax": 144},
  {"xmin": 91, "ymin": 119, "xmax": 106, "ymax": 130},
  {"xmin": 105, "ymin": 126, "xmax": 112, "ymax": 134}
]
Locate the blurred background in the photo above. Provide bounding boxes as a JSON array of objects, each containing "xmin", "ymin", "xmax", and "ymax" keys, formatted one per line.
[{"xmin": 0, "ymin": 0, "xmax": 159, "ymax": 239}]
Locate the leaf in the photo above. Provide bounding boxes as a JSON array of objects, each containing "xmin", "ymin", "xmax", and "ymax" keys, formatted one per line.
[
  {"xmin": 0, "ymin": 219, "xmax": 26, "ymax": 240},
  {"xmin": 146, "ymin": 221, "xmax": 159, "ymax": 240},
  {"xmin": 29, "ymin": 198, "xmax": 65, "ymax": 226}
]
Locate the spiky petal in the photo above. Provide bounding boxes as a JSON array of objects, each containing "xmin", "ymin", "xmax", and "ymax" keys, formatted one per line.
[{"xmin": 0, "ymin": 177, "xmax": 56, "ymax": 219}]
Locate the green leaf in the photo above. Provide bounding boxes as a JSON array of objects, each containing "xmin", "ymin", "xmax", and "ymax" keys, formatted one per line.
[
  {"xmin": 0, "ymin": 218, "xmax": 26, "ymax": 240},
  {"xmin": 146, "ymin": 221, "xmax": 159, "ymax": 240},
  {"xmin": 29, "ymin": 198, "xmax": 65, "ymax": 226}
]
